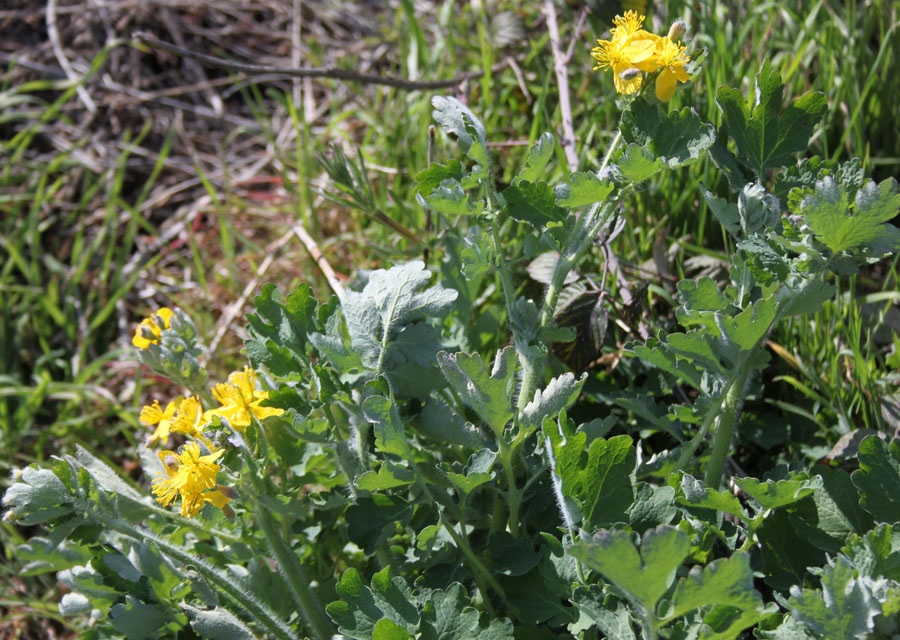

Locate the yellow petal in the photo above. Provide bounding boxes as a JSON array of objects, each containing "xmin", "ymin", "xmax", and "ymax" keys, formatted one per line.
[
  {"xmin": 140, "ymin": 401, "xmax": 163, "ymax": 426},
  {"xmin": 156, "ymin": 308, "xmax": 174, "ymax": 329},
  {"xmin": 656, "ymin": 68, "xmax": 678, "ymax": 102}
]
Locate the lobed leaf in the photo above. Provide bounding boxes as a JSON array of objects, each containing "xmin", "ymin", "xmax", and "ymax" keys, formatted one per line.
[
  {"xmin": 798, "ymin": 176, "xmax": 900, "ymax": 255},
  {"xmin": 716, "ymin": 59, "xmax": 827, "ymax": 177},
  {"xmin": 503, "ymin": 180, "xmax": 567, "ymax": 228},
  {"xmin": 553, "ymin": 172, "xmax": 615, "ymax": 208},
  {"xmin": 620, "ymin": 100, "xmax": 715, "ymax": 168}
]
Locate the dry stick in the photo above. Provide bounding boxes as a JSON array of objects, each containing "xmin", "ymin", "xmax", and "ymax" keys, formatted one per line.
[
  {"xmin": 292, "ymin": 223, "xmax": 345, "ymax": 298},
  {"xmin": 133, "ymin": 32, "xmax": 509, "ymax": 90},
  {"xmin": 543, "ymin": 1, "xmax": 578, "ymax": 171},
  {"xmin": 47, "ymin": 0, "xmax": 97, "ymax": 112},
  {"xmin": 201, "ymin": 226, "xmax": 295, "ymax": 367}
]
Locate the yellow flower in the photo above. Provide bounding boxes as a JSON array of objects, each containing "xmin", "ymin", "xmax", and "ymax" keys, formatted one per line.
[
  {"xmin": 141, "ymin": 396, "xmax": 184, "ymax": 445},
  {"xmin": 654, "ymin": 37, "xmax": 691, "ymax": 102},
  {"xmin": 152, "ymin": 441, "xmax": 229, "ymax": 518},
  {"xmin": 172, "ymin": 396, "xmax": 206, "ymax": 438},
  {"xmin": 203, "ymin": 366, "xmax": 283, "ymax": 431},
  {"xmin": 592, "ymin": 12, "xmax": 662, "ymax": 95},
  {"xmin": 132, "ymin": 308, "xmax": 174, "ymax": 349}
]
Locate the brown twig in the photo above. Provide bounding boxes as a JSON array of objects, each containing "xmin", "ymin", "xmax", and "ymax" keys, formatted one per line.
[
  {"xmin": 292, "ymin": 223, "xmax": 345, "ymax": 298},
  {"xmin": 542, "ymin": 1, "xmax": 578, "ymax": 171},
  {"xmin": 133, "ymin": 31, "xmax": 504, "ymax": 91}
]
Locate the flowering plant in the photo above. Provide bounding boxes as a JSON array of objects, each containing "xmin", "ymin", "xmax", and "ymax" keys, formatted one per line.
[{"xmin": 5, "ymin": 11, "xmax": 900, "ymax": 640}]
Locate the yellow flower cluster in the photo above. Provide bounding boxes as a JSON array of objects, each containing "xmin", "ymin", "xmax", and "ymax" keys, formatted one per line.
[
  {"xmin": 591, "ymin": 12, "xmax": 690, "ymax": 102},
  {"xmin": 132, "ymin": 307, "xmax": 173, "ymax": 349},
  {"xmin": 152, "ymin": 441, "xmax": 230, "ymax": 518},
  {"xmin": 203, "ymin": 366, "xmax": 284, "ymax": 430},
  {"xmin": 140, "ymin": 366, "xmax": 284, "ymax": 518}
]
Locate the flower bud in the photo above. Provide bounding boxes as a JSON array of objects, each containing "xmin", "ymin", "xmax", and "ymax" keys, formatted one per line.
[{"xmin": 667, "ymin": 20, "xmax": 686, "ymax": 41}]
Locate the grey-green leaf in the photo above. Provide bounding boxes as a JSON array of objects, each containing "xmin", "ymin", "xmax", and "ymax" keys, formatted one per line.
[
  {"xmin": 183, "ymin": 603, "xmax": 257, "ymax": 640},
  {"xmin": 664, "ymin": 553, "xmax": 762, "ymax": 622},
  {"xmin": 553, "ymin": 172, "xmax": 615, "ymax": 208},
  {"xmin": 787, "ymin": 555, "xmax": 879, "ymax": 639},
  {"xmin": 616, "ymin": 143, "xmax": 663, "ymax": 183},
  {"xmin": 436, "ymin": 348, "xmax": 517, "ymax": 437},
  {"xmin": 569, "ymin": 525, "xmax": 690, "ymax": 614},
  {"xmin": 431, "ymin": 96, "xmax": 487, "ymax": 154},
  {"xmin": 520, "ymin": 372, "xmax": 587, "ymax": 431},
  {"xmin": 515, "ymin": 132, "xmax": 555, "ymax": 185}
]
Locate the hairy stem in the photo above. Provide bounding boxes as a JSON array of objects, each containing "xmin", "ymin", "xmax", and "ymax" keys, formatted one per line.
[
  {"xmin": 103, "ymin": 518, "xmax": 295, "ymax": 640},
  {"xmin": 704, "ymin": 367, "xmax": 750, "ymax": 489},
  {"xmin": 255, "ymin": 503, "xmax": 335, "ymax": 640}
]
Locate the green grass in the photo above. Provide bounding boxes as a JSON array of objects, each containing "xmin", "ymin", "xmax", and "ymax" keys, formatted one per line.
[{"xmin": 1, "ymin": 0, "xmax": 898, "ymax": 634}]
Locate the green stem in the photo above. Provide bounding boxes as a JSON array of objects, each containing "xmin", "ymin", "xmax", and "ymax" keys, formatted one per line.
[
  {"xmin": 704, "ymin": 367, "xmax": 751, "ymax": 489},
  {"xmin": 102, "ymin": 518, "xmax": 295, "ymax": 640},
  {"xmin": 497, "ymin": 440, "xmax": 522, "ymax": 537},
  {"xmin": 599, "ymin": 129, "xmax": 623, "ymax": 176},
  {"xmin": 239, "ymin": 433, "xmax": 335, "ymax": 640},
  {"xmin": 439, "ymin": 512, "xmax": 506, "ymax": 607},
  {"xmin": 254, "ymin": 503, "xmax": 335, "ymax": 640}
]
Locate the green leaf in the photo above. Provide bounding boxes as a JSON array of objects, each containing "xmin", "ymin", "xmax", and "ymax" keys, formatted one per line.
[
  {"xmin": 109, "ymin": 596, "xmax": 170, "ymax": 639},
  {"xmin": 373, "ymin": 618, "xmax": 414, "ymax": 640},
  {"xmin": 553, "ymin": 172, "xmax": 615, "ymax": 208},
  {"xmin": 799, "ymin": 176, "xmax": 900, "ymax": 255},
  {"xmin": 422, "ymin": 179, "xmax": 483, "ymax": 216},
  {"xmin": 431, "ymin": 96, "xmax": 487, "ymax": 154},
  {"xmin": 664, "ymin": 554, "xmax": 763, "ymax": 622},
  {"xmin": 756, "ymin": 508, "xmax": 823, "ymax": 590},
  {"xmin": 708, "ymin": 131, "xmax": 749, "ymax": 192},
  {"xmin": 444, "ymin": 449, "xmax": 495, "ymax": 496},
  {"xmin": 415, "ymin": 160, "xmax": 464, "ymax": 195},
  {"xmin": 514, "ymin": 132, "xmax": 555, "ymax": 184},
  {"xmin": 356, "ymin": 461, "xmax": 416, "ymax": 491},
  {"xmin": 627, "ymin": 338, "xmax": 705, "ymax": 390},
  {"xmin": 852, "ymin": 435, "xmax": 900, "ymax": 523},
  {"xmin": 327, "ymin": 568, "xmax": 419, "ymax": 640},
  {"xmin": 615, "ymin": 143, "xmax": 663, "ymax": 183},
  {"xmin": 733, "ymin": 473, "xmax": 822, "ymax": 510},
  {"xmin": 715, "ymin": 295, "xmax": 777, "ymax": 360},
  {"xmin": 677, "ymin": 474, "xmax": 747, "ymax": 522},
  {"xmin": 520, "ymin": 372, "xmax": 587, "ymax": 431},
  {"xmin": 362, "ymin": 395, "xmax": 413, "ymax": 459},
  {"xmin": 570, "ymin": 586, "xmax": 637, "ymax": 640},
  {"xmin": 676, "ymin": 277, "xmax": 729, "ymax": 314},
  {"xmin": 182, "ymin": 603, "xmax": 257, "ymax": 640},
  {"xmin": 788, "ymin": 467, "xmax": 874, "ymax": 553},
  {"xmin": 700, "ymin": 605, "xmax": 777, "ymax": 640},
  {"xmin": 701, "ymin": 184, "xmax": 741, "ymax": 237},
  {"xmin": 620, "ymin": 101, "xmax": 715, "ymax": 168},
  {"xmin": 842, "ymin": 524, "xmax": 900, "ymax": 581},
  {"xmin": 544, "ymin": 425, "xmax": 636, "ymax": 529},
  {"xmin": 422, "ymin": 582, "xmax": 515, "ymax": 639},
  {"xmin": 569, "ymin": 525, "xmax": 690, "ymax": 614},
  {"xmin": 245, "ymin": 283, "xmax": 318, "ymax": 375},
  {"xmin": 716, "ymin": 59, "xmax": 827, "ymax": 176},
  {"xmin": 345, "ymin": 496, "xmax": 411, "ymax": 554},
  {"xmin": 436, "ymin": 348, "xmax": 517, "ymax": 437},
  {"xmin": 787, "ymin": 555, "xmax": 879, "ymax": 639},
  {"xmin": 503, "ymin": 180, "xmax": 566, "ymax": 228},
  {"xmin": 627, "ymin": 483, "xmax": 677, "ymax": 533},
  {"xmin": 738, "ymin": 183, "xmax": 781, "ymax": 235},
  {"xmin": 776, "ymin": 278, "xmax": 836, "ymax": 318}
]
